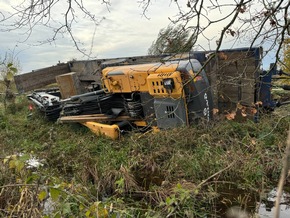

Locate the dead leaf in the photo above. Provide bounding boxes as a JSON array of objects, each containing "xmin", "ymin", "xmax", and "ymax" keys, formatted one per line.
[
  {"xmin": 225, "ymin": 112, "xmax": 236, "ymax": 120},
  {"xmin": 218, "ymin": 52, "xmax": 228, "ymax": 60},
  {"xmin": 213, "ymin": 108, "xmax": 219, "ymax": 115},
  {"xmin": 255, "ymin": 101, "xmax": 263, "ymax": 106}
]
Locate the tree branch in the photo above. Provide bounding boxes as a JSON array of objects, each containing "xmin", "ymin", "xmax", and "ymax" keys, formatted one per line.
[{"xmin": 274, "ymin": 129, "xmax": 290, "ymax": 218}]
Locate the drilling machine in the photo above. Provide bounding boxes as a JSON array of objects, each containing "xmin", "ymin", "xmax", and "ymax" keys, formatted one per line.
[
  {"xmin": 58, "ymin": 59, "xmax": 214, "ymax": 139},
  {"xmin": 24, "ymin": 47, "xmax": 290, "ymax": 139}
]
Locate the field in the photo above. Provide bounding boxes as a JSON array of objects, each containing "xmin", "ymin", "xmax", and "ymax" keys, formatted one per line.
[{"xmin": 0, "ymin": 93, "xmax": 290, "ymax": 217}]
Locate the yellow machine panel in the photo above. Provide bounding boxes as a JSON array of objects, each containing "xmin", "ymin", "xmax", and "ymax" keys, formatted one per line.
[
  {"xmin": 102, "ymin": 62, "xmax": 179, "ymax": 93},
  {"xmin": 147, "ymin": 71, "xmax": 183, "ymax": 98},
  {"xmin": 102, "ymin": 70, "xmax": 148, "ymax": 93},
  {"xmin": 82, "ymin": 122, "xmax": 120, "ymax": 140}
]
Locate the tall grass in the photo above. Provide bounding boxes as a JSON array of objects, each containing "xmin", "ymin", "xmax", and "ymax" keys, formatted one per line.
[{"xmin": 0, "ymin": 96, "xmax": 289, "ymax": 217}]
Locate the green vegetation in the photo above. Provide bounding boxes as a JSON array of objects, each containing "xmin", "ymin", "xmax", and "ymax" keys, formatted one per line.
[
  {"xmin": 0, "ymin": 58, "xmax": 18, "ymax": 111},
  {"xmin": 0, "ymin": 94, "xmax": 290, "ymax": 217},
  {"xmin": 281, "ymin": 38, "xmax": 290, "ymax": 74}
]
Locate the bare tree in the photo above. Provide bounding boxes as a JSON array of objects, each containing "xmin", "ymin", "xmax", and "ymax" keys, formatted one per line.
[
  {"xmin": 0, "ymin": 0, "xmax": 110, "ymax": 56},
  {"xmin": 140, "ymin": 0, "xmax": 290, "ymax": 63},
  {"xmin": 1, "ymin": 0, "xmax": 289, "ymax": 60}
]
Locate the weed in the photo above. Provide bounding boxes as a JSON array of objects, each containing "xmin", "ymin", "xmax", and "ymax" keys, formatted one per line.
[{"xmin": 0, "ymin": 95, "xmax": 290, "ymax": 217}]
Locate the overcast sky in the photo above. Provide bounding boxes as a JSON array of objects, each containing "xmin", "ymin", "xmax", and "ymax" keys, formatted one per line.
[{"xmin": 0, "ymin": 0, "xmax": 276, "ymax": 73}]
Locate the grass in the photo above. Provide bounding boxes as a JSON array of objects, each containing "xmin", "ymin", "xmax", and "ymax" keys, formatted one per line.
[{"xmin": 0, "ymin": 94, "xmax": 290, "ymax": 217}]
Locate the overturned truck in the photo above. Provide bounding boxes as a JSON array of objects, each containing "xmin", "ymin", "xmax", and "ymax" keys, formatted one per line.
[{"xmin": 15, "ymin": 47, "xmax": 288, "ymax": 139}]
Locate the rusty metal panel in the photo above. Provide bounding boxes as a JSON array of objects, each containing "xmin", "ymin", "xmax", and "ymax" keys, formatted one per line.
[
  {"xmin": 240, "ymin": 78, "xmax": 255, "ymax": 105},
  {"xmin": 14, "ymin": 63, "xmax": 70, "ymax": 92},
  {"xmin": 56, "ymin": 72, "xmax": 86, "ymax": 99},
  {"xmin": 211, "ymin": 52, "xmax": 259, "ymax": 111}
]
